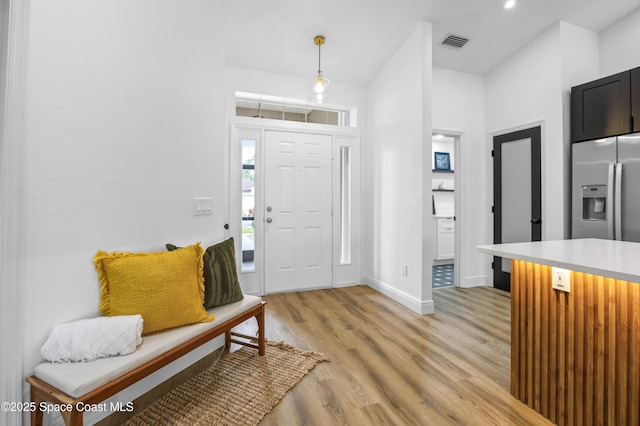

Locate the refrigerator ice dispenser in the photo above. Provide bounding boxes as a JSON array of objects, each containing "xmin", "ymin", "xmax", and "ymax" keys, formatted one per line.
[{"xmin": 581, "ymin": 185, "xmax": 607, "ymax": 221}]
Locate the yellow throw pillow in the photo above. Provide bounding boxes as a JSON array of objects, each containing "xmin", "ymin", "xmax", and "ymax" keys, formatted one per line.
[{"xmin": 94, "ymin": 243, "xmax": 214, "ymax": 335}]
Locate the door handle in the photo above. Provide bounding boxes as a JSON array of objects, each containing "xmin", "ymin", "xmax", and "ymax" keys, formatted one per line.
[
  {"xmin": 530, "ymin": 218, "xmax": 541, "ymax": 224},
  {"xmin": 266, "ymin": 217, "xmax": 273, "ymax": 223}
]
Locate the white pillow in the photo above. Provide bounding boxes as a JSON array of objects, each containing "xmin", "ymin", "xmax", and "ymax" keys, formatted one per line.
[{"xmin": 41, "ymin": 315, "xmax": 143, "ymax": 363}]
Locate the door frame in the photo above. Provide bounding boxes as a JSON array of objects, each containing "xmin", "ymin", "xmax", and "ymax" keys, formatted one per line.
[
  {"xmin": 492, "ymin": 125, "xmax": 542, "ymax": 291},
  {"xmin": 229, "ymin": 121, "xmax": 361, "ymax": 296},
  {"xmin": 432, "ymin": 129, "xmax": 463, "ymax": 288}
]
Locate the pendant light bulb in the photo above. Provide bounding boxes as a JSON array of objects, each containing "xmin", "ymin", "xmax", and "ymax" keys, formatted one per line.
[{"xmin": 315, "ymin": 76, "xmax": 325, "ymax": 94}]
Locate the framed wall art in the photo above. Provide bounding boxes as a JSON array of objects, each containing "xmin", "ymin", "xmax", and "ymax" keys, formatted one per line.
[{"xmin": 434, "ymin": 152, "xmax": 451, "ymax": 171}]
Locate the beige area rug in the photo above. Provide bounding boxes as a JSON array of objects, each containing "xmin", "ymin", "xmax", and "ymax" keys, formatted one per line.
[{"xmin": 123, "ymin": 341, "xmax": 328, "ymax": 426}]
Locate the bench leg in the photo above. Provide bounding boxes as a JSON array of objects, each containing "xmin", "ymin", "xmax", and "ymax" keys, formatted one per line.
[
  {"xmin": 28, "ymin": 375, "xmax": 83, "ymax": 426},
  {"xmin": 224, "ymin": 330, "xmax": 231, "ymax": 350},
  {"xmin": 29, "ymin": 380, "xmax": 46, "ymax": 426},
  {"xmin": 256, "ymin": 305, "xmax": 265, "ymax": 356},
  {"xmin": 30, "ymin": 406, "xmax": 43, "ymax": 426},
  {"xmin": 61, "ymin": 409, "xmax": 83, "ymax": 426}
]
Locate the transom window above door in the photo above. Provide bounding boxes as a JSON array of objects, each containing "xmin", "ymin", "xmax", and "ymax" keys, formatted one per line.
[{"xmin": 235, "ymin": 92, "xmax": 354, "ymax": 127}]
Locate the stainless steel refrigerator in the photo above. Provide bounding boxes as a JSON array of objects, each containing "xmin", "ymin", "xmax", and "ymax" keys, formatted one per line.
[{"xmin": 572, "ymin": 132, "xmax": 640, "ymax": 241}]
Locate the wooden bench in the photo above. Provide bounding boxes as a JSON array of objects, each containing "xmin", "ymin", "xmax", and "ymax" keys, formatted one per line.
[{"xmin": 26, "ymin": 295, "xmax": 265, "ymax": 426}]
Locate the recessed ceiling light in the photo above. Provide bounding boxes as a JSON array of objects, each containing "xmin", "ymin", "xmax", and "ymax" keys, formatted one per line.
[{"xmin": 504, "ymin": 0, "xmax": 516, "ymax": 9}]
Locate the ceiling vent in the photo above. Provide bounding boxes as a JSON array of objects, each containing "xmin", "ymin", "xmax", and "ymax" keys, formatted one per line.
[{"xmin": 441, "ymin": 34, "xmax": 470, "ymax": 49}]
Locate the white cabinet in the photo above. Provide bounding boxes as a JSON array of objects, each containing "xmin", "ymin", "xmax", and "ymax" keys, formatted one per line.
[{"xmin": 435, "ymin": 217, "xmax": 455, "ymax": 260}]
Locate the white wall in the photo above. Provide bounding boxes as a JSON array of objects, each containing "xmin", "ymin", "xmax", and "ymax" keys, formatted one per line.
[
  {"xmin": 363, "ymin": 21, "xmax": 433, "ymax": 314},
  {"xmin": 485, "ymin": 23, "xmax": 565, "ymax": 245},
  {"xmin": 483, "ymin": 20, "xmax": 604, "ymax": 283},
  {"xmin": 432, "ymin": 68, "xmax": 487, "ymax": 287},
  {"xmin": 600, "ymin": 7, "xmax": 640, "ymax": 77},
  {"xmin": 560, "ymin": 22, "xmax": 600, "ymax": 234},
  {"xmin": 22, "ymin": 1, "xmax": 226, "ymax": 423}
]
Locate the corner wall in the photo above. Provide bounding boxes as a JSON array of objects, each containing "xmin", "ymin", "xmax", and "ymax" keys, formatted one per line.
[
  {"xmin": 600, "ymin": 7, "xmax": 640, "ymax": 77},
  {"xmin": 485, "ymin": 23, "xmax": 565, "ymax": 243},
  {"xmin": 560, "ymin": 22, "xmax": 600, "ymax": 237},
  {"xmin": 483, "ymin": 21, "xmax": 601, "ymax": 283},
  {"xmin": 363, "ymin": 21, "xmax": 433, "ymax": 313},
  {"xmin": 432, "ymin": 68, "xmax": 487, "ymax": 287},
  {"xmin": 22, "ymin": 1, "xmax": 226, "ymax": 423}
]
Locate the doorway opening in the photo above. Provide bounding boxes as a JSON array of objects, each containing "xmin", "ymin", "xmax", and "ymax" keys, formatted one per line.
[{"xmin": 431, "ymin": 132, "xmax": 460, "ymax": 289}]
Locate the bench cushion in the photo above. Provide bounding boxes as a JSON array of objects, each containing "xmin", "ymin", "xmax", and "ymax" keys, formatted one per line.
[{"xmin": 33, "ymin": 295, "xmax": 262, "ymax": 398}]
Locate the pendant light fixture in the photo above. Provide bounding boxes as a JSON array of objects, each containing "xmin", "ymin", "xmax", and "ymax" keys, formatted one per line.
[{"xmin": 309, "ymin": 35, "xmax": 331, "ymax": 103}]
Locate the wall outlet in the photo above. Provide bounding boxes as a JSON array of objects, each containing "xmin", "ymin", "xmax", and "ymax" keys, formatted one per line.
[
  {"xmin": 401, "ymin": 263, "xmax": 408, "ymax": 277},
  {"xmin": 552, "ymin": 267, "xmax": 571, "ymax": 292}
]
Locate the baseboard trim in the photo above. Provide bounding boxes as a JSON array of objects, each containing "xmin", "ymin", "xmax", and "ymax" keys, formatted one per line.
[
  {"xmin": 334, "ymin": 280, "xmax": 357, "ymax": 288},
  {"xmin": 362, "ymin": 275, "xmax": 434, "ymax": 315},
  {"xmin": 459, "ymin": 275, "xmax": 488, "ymax": 288}
]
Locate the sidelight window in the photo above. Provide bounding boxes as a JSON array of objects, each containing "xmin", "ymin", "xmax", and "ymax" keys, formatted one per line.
[
  {"xmin": 339, "ymin": 146, "xmax": 352, "ymax": 264},
  {"xmin": 241, "ymin": 139, "xmax": 256, "ymax": 272}
]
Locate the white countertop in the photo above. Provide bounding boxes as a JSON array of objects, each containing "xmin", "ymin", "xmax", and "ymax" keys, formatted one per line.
[{"xmin": 477, "ymin": 238, "xmax": 640, "ymax": 283}]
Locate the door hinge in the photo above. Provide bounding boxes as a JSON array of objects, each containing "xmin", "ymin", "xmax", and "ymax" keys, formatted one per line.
[
  {"xmin": 491, "ymin": 150, "xmax": 494, "ymax": 157},
  {"xmin": 491, "ymin": 206, "xmax": 494, "ymax": 213},
  {"xmin": 491, "ymin": 262, "xmax": 495, "ymax": 270}
]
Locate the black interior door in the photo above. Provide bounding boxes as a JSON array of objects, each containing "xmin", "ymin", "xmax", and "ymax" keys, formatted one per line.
[{"xmin": 493, "ymin": 126, "xmax": 542, "ymax": 292}]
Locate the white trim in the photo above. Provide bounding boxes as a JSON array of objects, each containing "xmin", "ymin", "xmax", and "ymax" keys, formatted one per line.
[
  {"xmin": 333, "ymin": 281, "xmax": 357, "ymax": 288},
  {"xmin": 362, "ymin": 275, "xmax": 435, "ymax": 315},
  {"xmin": 234, "ymin": 91, "xmax": 356, "ymax": 127},
  {"xmin": 231, "ymin": 114, "xmax": 361, "ymax": 137},
  {"xmin": 0, "ymin": 0, "xmax": 29, "ymax": 424},
  {"xmin": 230, "ymin": 125, "xmax": 263, "ymax": 296},
  {"xmin": 432, "ymin": 128, "xmax": 464, "ymax": 289},
  {"xmin": 486, "ymin": 119, "xmax": 546, "ymax": 139},
  {"xmin": 230, "ymin": 119, "xmax": 362, "ymax": 296},
  {"xmin": 333, "ymin": 134, "xmax": 361, "ymax": 288},
  {"xmin": 459, "ymin": 275, "xmax": 489, "ymax": 288}
]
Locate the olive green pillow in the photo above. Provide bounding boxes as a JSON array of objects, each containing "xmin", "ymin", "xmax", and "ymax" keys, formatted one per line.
[{"xmin": 167, "ymin": 237, "xmax": 244, "ymax": 309}]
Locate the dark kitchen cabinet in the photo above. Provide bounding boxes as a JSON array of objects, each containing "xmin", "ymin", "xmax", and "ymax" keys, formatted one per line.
[
  {"xmin": 571, "ymin": 71, "xmax": 631, "ymax": 143},
  {"xmin": 632, "ymin": 67, "xmax": 640, "ymax": 133},
  {"xmin": 571, "ymin": 71, "xmax": 631, "ymax": 142}
]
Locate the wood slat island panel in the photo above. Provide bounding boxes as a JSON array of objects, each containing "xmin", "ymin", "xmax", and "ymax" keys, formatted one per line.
[{"xmin": 511, "ymin": 259, "xmax": 640, "ymax": 426}]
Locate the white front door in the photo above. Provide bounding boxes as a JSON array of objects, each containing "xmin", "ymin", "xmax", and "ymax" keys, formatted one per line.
[{"xmin": 264, "ymin": 131, "xmax": 333, "ymax": 293}]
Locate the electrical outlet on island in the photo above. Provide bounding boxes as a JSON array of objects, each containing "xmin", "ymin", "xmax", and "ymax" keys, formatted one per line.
[{"xmin": 552, "ymin": 267, "xmax": 571, "ymax": 292}]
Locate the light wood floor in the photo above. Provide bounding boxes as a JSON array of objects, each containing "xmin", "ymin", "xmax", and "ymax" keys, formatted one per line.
[{"xmin": 233, "ymin": 285, "xmax": 554, "ymax": 426}]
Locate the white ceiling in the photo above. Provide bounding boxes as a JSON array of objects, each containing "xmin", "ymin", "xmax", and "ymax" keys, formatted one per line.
[{"xmin": 225, "ymin": 0, "xmax": 640, "ymax": 87}]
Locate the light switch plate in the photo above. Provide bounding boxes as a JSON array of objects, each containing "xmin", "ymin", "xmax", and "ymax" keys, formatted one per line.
[
  {"xmin": 552, "ymin": 267, "xmax": 571, "ymax": 292},
  {"xmin": 193, "ymin": 198, "xmax": 213, "ymax": 216}
]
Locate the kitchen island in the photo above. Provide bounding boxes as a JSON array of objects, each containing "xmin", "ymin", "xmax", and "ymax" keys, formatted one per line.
[{"xmin": 478, "ymin": 238, "xmax": 640, "ymax": 426}]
